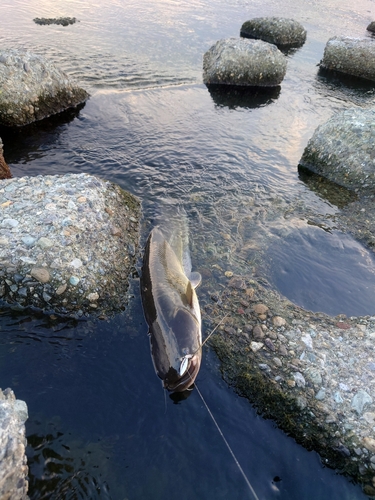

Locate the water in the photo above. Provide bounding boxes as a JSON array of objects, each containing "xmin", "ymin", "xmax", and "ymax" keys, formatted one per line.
[{"xmin": 0, "ymin": 0, "xmax": 374, "ymax": 498}]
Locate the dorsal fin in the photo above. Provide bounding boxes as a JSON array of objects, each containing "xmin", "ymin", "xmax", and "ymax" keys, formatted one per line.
[{"xmin": 186, "ymin": 280, "xmax": 193, "ymax": 307}]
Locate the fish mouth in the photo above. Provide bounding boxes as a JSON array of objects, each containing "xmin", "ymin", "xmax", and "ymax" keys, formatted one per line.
[{"xmin": 164, "ymin": 354, "xmax": 201, "ymax": 392}]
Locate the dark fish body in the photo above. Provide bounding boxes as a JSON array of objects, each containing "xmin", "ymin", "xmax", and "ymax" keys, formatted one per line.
[{"xmin": 141, "ymin": 226, "xmax": 202, "ymax": 392}]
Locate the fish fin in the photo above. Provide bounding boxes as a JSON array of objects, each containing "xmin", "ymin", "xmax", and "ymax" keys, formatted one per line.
[
  {"xmin": 189, "ymin": 272, "xmax": 202, "ymax": 289},
  {"xmin": 186, "ymin": 280, "xmax": 194, "ymax": 307}
]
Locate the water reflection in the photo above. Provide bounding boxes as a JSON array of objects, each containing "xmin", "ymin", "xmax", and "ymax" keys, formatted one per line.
[
  {"xmin": 298, "ymin": 165, "xmax": 358, "ymax": 209},
  {"xmin": 206, "ymin": 84, "xmax": 280, "ymax": 109},
  {"xmin": 315, "ymin": 67, "xmax": 375, "ymax": 104},
  {"xmin": 0, "ymin": 104, "xmax": 85, "ymax": 165}
]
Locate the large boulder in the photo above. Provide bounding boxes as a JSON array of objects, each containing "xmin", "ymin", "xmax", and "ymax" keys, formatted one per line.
[
  {"xmin": 0, "ymin": 173, "xmax": 140, "ymax": 317},
  {"xmin": 320, "ymin": 37, "xmax": 375, "ymax": 81},
  {"xmin": 0, "ymin": 388, "xmax": 28, "ymax": 500},
  {"xmin": 240, "ymin": 17, "xmax": 306, "ymax": 49},
  {"xmin": 0, "ymin": 49, "xmax": 88, "ymax": 127},
  {"xmin": 203, "ymin": 37, "xmax": 287, "ymax": 87},
  {"xmin": 0, "ymin": 138, "xmax": 11, "ymax": 179},
  {"xmin": 299, "ymin": 108, "xmax": 375, "ymax": 193}
]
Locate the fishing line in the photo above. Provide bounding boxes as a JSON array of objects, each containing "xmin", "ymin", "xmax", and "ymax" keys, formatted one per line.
[{"xmin": 194, "ymin": 382, "xmax": 260, "ymax": 500}]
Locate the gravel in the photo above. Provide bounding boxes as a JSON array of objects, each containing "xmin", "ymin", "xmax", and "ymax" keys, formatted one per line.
[
  {"xmin": 0, "ymin": 173, "xmax": 140, "ymax": 318},
  {"xmin": 0, "ymin": 388, "xmax": 28, "ymax": 500}
]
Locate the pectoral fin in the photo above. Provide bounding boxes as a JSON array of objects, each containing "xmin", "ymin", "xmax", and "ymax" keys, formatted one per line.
[{"xmin": 189, "ymin": 272, "xmax": 202, "ymax": 289}]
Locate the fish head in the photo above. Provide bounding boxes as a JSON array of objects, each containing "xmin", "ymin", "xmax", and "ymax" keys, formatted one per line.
[
  {"xmin": 162, "ymin": 306, "xmax": 202, "ymax": 392},
  {"xmin": 163, "ymin": 350, "xmax": 202, "ymax": 392}
]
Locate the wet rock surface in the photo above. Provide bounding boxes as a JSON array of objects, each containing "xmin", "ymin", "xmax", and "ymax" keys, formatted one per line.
[
  {"xmin": 204, "ymin": 275, "xmax": 375, "ymax": 495},
  {"xmin": 0, "ymin": 388, "xmax": 28, "ymax": 500},
  {"xmin": 0, "ymin": 173, "xmax": 140, "ymax": 318},
  {"xmin": 0, "ymin": 49, "xmax": 88, "ymax": 127},
  {"xmin": 203, "ymin": 37, "xmax": 287, "ymax": 87},
  {"xmin": 299, "ymin": 108, "xmax": 375, "ymax": 194},
  {"xmin": 240, "ymin": 17, "xmax": 306, "ymax": 49},
  {"xmin": 320, "ymin": 37, "xmax": 375, "ymax": 82}
]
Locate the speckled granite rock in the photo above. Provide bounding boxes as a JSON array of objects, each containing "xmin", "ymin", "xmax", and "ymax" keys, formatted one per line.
[
  {"xmin": 320, "ymin": 37, "xmax": 375, "ymax": 81},
  {"xmin": 203, "ymin": 37, "xmax": 287, "ymax": 87},
  {"xmin": 0, "ymin": 138, "xmax": 11, "ymax": 179},
  {"xmin": 240, "ymin": 17, "xmax": 306, "ymax": 48},
  {"xmin": 0, "ymin": 388, "xmax": 28, "ymax": 500},
  {"xmin": 299, "ymin": 108, "xmax": 375, "ymax": 193},
  {"xmin": 0, "ymin": 49, "xmax": 88, "ymax": 127},
  {"xmin": 0, "ymin": 173, "xmax": 140, "ymax": 317}
]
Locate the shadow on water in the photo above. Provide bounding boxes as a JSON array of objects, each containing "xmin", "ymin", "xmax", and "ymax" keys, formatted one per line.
[
  {"xmin": 298, "ymin": 165, "xmax": 358, "ymax": 209},
  {"xmin": 0, "ymin": 104, "xmax": 86, "ymax": 165},
  {"xmin": 315, "ymin": 67, "xmax": 375, "ymax": 104},
  {"xmin": 205, "ymin": 84, "xmax": 280, "ymax": 109},
  {"xmin": 27, "ymin": 417, "xmax": 114, "ymax": 500}
]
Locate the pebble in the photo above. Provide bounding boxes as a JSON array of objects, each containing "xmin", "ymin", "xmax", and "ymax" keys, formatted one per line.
[
  {"xmin": 333, "ymin": 391, "xmax": 344, "ymax": 404},
  {"xmin": 264, "ymin": 338, "xmax": 276, "ymax": 351},
  {"xmin": 55, "ymin": 284, "xmax": 67, "ymax": 295},
  {"xmin": 253, "ymin": 304, "xmax": 268, "ymax": 315},
  {"xmin": 301, "ymin": 333, "xmax": 313, "ymax": 350},
  {"xmin": 315, "ymin": 388, "xmax": 326, "ymax": 400},
  {"xmin": 37, "ymin": 237, "xmax": 54, "ymax": 249},
  {"xmin": 293, "ymin": 372, "xmax": 306, "ymax": 388},
  {"xmin": 363, "ymin": 437, "xmax": 375, "ymax": 453},
  {"xmin": 21, "ymin": 235, "xmax": 36, "ymax": 247},
  {"xmin": 250, "ymin": 341, "xmax": 264, "ymax": 353},
  {"xmin": 252, "ymin": 325, "xmax": 265, "ymax": 339},
  {"xmin": 30, "ymin": 267, "xmax": 50, "ymax": 283},
  {"xmin": 69, "ymin": 276, "xmax": 80, "ymax": 286},
  {"xmin": 272, "ymin": 316, "xmax": 286, "ymax": 327},
  {"xmin": 351, "ymin": 390, "xmax": 373, "ymax": 415},
  {"xmin": 87, "ymin": 292, "xmax": 99, "ymax": 302},
  {"xmin": 273, "ymin": 357, "xmax": 282, "ymax": 367}
]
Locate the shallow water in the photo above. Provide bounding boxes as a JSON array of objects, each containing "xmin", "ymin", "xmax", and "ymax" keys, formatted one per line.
[{"xmin": 0, "ymin": 0, "xmax": 374, "ymax": 498}]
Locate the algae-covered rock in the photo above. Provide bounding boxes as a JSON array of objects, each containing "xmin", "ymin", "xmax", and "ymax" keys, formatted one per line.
[
  {"xmin": 203, "ymin": 37, "xmax": 287, "ymax": 87},
  {"xmin": 240, "ymin": 17, "xmax": 306, "ymax": 48},
  {"xmin": 299, "ymin": 108, "xmax": 375, "ymax": 193},
  {"xmin": 0, "ymin": 49, "xmax": 88, "ymax": 126},
  {"xmin": 320, "ymin": 37, "xmax": 375, "ymax": 81}
]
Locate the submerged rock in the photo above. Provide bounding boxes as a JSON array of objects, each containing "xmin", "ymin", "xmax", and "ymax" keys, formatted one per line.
[
  {"xmin": 0, "ymin": 388, "xmax": 28, "ymax": 500},
  {"xmin": 320, "ymin": 37, "xmax": 375, "ymax": 81},
  {"xmin": 203, "ymin": 37, "xmax": 287, "ymax": 87},
  {"xmin": 0, "ymin": 49, "xmax": 88, "ymax": 127},
  {"xmin": 0, "ymin": 173, "xmax": 140, "ymax": 317},
  {"xmin": 240, "ymin": 17, "xmax": 306, "ymax": 48},
  {"xmin": 33, "ymin": 17, "xmax": 77, "ymax": 26},
  {"xmin": 299, "ymin": 108, "xmax": 375, "ymax": 193},
  {"xmin": 0, "ymin": 138, "xmax": 11, "ymax": 179}
]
